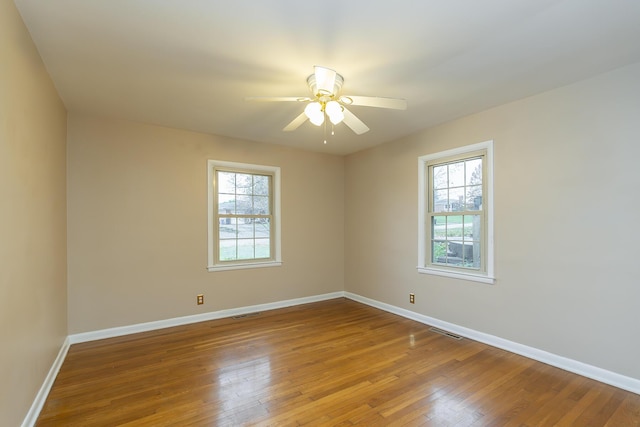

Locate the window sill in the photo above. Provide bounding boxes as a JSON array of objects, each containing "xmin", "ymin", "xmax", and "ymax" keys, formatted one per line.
[
  {"xmin": 417, "ymin": 266, "xmax": 495, "ymax": 284},
  {"xmin": 208, "ymin": 261, "xmax": 282, "ymax": 272}
]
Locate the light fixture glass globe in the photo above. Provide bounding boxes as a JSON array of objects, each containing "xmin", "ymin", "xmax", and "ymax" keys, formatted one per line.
[
  {"xmin": 304, "ymin": 102, "xmax": 324, "ymax": 126},
  {"xmin": 309, "ymin": 113, "xmax": 324, "ymax": 126},
  {"xmin": 304, "ymin": 102, "xmax": 321, "ymax": 117},
  {"xmin": 329, "ymin": 110, "xmax": 344, "ymax": 125},
  {"xmin": 325, "ymin": 100, "xmax": 342, "ymax": 116},
  {"xmin": 325, "ymin": 101, "xmax": 344, "ymax": 125}
]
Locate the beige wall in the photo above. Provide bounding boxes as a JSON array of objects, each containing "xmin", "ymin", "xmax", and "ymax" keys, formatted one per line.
[
  {"xmin": 345, "ymin": 64, "xmax": 640, "ymax": 378},
  {"xmin": 345, "ymin": 61, "xmax": 640, "ymax": 380},
  {"xmin": 67, "ymin": 115, "xmax": 344, "ymax": 333},
  {"xmin": 0, "ymin": 0, "xmax": 68, "ymax": 425}
]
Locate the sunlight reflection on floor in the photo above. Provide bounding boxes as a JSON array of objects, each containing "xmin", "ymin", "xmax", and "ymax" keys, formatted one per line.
[{"xmin": 216, "ymin": 355, "xmax": 271, "ymax": 423}]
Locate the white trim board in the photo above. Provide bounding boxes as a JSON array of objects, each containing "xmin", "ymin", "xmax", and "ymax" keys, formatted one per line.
[
  {"xmin": 24, "ymin": 290, "xmax": 639, "ymax": 426},
  {"xmin": 69, "ymin": 292, "xmax": 344, "ymax": 344},
  {"xmin": 344, "ymin": 292, "xmax": 640, "ymax": 396},
  {"xmin": 21, "ymin": 337, "xmax": 70, "ymax": 427}
]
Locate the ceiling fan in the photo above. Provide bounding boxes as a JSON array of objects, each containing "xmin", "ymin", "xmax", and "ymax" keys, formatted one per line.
[{"xmin": 246, "ymin": 66, "xmax": 407, "ymax": 136}]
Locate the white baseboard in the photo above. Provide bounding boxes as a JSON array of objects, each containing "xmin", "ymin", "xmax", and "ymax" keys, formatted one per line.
[
  {"xmin": 344, "ymin": 292, "xmax": 640, "ymax": 396},
  {"xmin": 21, "ymin": 337, "xmax": 70, "ymax": 427},
  {"xmin": 69, "ymin": 291, "xmax": 345, "ymax": 344},
  {"xmin": 25, "ymin": 289, "xmax": 639, "ymax": 427}
]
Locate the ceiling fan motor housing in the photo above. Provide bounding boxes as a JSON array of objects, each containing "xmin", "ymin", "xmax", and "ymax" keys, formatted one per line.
[{"xmin": 307, "ymin": 72, "xmax": 344, "ymax": 98}]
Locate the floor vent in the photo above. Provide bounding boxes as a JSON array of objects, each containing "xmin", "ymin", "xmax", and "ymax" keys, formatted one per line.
[
  {"xmin": 232, "ymin": 312, "xmax": 261, "ymax": 320},
  {"xmin": 429, "ymin": 327, "xmax": 463, "ymax": 340}
]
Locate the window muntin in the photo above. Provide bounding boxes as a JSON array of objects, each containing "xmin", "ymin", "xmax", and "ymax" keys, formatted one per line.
[
  {"xmin": 216, "ymin": 170, "xmax": 273, "ymax": 262},
  {"xmin": 208, "ymin": 160, "xmax": 281, "ymax": 271},
  {"xmin": 429, "ymin": 156, "xmax": 484, "ymax": 270},
  {"xmin": 418, "ymin": 141, "xmax": 494, "ymax": 284}
]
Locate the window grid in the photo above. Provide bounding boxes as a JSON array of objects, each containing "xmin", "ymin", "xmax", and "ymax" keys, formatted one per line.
[
  {"xmin": 215, "ymin": 168, "xmax": 274, "ymax": 264},
  {"xmin": 427, "ymin": 153, "xmax": 486, "ymax": 272}
]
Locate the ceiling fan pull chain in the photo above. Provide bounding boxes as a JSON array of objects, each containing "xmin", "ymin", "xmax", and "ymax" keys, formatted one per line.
[{"xmin": 323, "ymin": 116, "xmax": 328, "ymax": 144}]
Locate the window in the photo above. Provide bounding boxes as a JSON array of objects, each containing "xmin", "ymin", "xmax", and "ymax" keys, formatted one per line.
[
  {"xmin": 418, "ymin": 141, "xmax": 494, "ymax": 284},
  {"xmin": 208, "ymin": 160, "xmax": 281, "ymax": 271}
]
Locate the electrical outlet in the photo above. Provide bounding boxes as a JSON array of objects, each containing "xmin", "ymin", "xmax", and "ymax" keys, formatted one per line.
[
  {"xmin": 197, "ymin": 294, "xmax": 204, "ymax": 305},
  {"xmin": 409, "ymin": 293, "xmax": 415, "ymax": 304}
]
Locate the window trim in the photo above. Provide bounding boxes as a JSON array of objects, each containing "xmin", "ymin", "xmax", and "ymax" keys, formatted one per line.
[
  {"xmin": 207, "ymin": 160, "xmax": 282, "ymax": 272},
  {"xmin": 417, "ymin": 140, "xmax": 495, "ymax": 284}
]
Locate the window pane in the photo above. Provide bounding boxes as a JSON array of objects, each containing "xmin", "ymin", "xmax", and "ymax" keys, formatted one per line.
[
  {"xmin": 218, "ymin": 171, "xmax": 235, "ymax": 194},
  {"xmin": 446, "ymin": 241, "xmax": 465, "ymax": 264},
  {"xmin": 464, "ymin": 215, "xmax": 482, "ymax": 241},
  {"xmin": 466, "ymin": 159, "xmax": 482, "ymax": 186},
  {"xmin": 219, "ymin": 239, "xmax": 237, "ymax": 261},
  {"xmin": 448, "ymin": 162, "xmax": 464, "ymax": 188},
  {"xmin": 218, "ymin": 194, "xmax": 235, "ymax": 214},
  {"xmin": 463, "ymin": 215, "xmax": 481, "ymax": 269},
  {"xmin": 433, "ymin": 189, "xmax": 448, "ymax": 212},
  {"xmin": 432, "ymin": 241, "xmax": 447, "ymax": 263},
  {"xmin": 253, "ymin": 196, "xmax": 270, "ymax": 215},
  {"xmin": 466, "ymin": 186, "xmax": 483, "ymax": 211},
  {"xmin": 255, "ymin": 219, "xmax": 270, "ymax": 238},
  {"xmin": 255, "ymin": 238, "xmax": 270, "ymax": 259},
  {"xmin": 466, "ymin": 243, "xmax": 481, "ymax": 269},
  {"xmin": 235, "ymin": 174, "xmax": 253, "ymax": 194},
  {"xmin": 219, "ymin": 218, "xmax": 237, "ymax": 239},
  {"xmin": 471, "ymin": 242, "xmax": 482, "ymax": 268},
  {"xmin": 253, "ymin": 175, "xmax": 270, "ymax": 196},
  {"xmin": 236, "ymin": 195, "xmax": 252, "ymax": 214},
  {"xmin": 238, "ymin": 218, "xmax": 254, "ymax": 238},
  {"xmin": 432, "ymin": 165, "xmax": 447, "ymax": 189},
  {"xmin": 432, "ymin": 216, "xmax": 446, "ymax": 239},
  {"xmin": 462, "ymin": 242, "xmax": 481, "ymax": 268},
  {"xmin": 446, "ymin": 216, "xmax": 463, "ymax": 238},
  {"xmin": 237, "ymin": 239, "xmax": 255, "ymax": 260},
  {"xmin": 449, "ymin": 187, "xmax": 464, "ymax": 211}
]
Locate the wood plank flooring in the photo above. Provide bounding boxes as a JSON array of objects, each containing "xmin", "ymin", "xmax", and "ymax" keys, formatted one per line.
[{"xmin": 37, "ymin": 298, "xmax": 640, "ymax": 426}]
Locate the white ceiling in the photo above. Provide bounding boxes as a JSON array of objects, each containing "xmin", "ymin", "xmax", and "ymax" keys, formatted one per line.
[{"xmin": 14, "ymin": 0, "xmax": 640, "ymax": 155}]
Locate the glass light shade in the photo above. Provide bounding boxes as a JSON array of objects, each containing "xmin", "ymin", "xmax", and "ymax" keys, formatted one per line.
[
  {"xmin": 309, "ymin": 113, "xmax": 325, "ymax": 126},
  {"xmin": 329, "ymin": 111, "xmax": 344, "ymax": 125},
  {"xmin": 324, "ymin": 100, "xmax": 341, "ymax": 116},
  {"xmin": 325, "ymin": 100, "xmax": 344, "ymax": 125},
  {"xmin": 304, "ymin": 102, "xmax": 321, "ymax": 118},
  {"xmin": 304, "ymin": 102, "xmax": 324, "ymax": 126}
]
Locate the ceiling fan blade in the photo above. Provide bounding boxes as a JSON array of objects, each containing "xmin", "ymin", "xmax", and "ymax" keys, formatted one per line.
[
  {"xmin": 342, "ymin": 107, "xmax": 370, "ymax": 135},
  {"xmin": 283, "ymin": 112, "xmax": 308, "ymax": 132},
  {"xmin": 314, "ymin": 66, "xmax": 337, "ymax": 94},
  {"xmin": 341, "ymin": 95, "xmax": 407, "ymax": 110},
  {"xmin": 245, "ymin": 96, "xmax": 311, "ymax": 102}
]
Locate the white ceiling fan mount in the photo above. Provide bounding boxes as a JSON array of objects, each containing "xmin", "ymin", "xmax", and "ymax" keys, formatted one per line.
[{"xmin": 246, "ymin": 66, "xmax": 407, "ymax": 137}]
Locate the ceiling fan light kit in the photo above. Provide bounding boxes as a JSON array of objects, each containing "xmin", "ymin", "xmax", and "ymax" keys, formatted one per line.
[
  {"xmin": 325, "ymin": 100, "xmax": 344, "ymax": 125},
  {"xmin": 247, "ymin": 65, "xmax": 407, "ymax": 140},
  {"xmin": 304, "ymin": 102, "xmax": 325, "ymax": 126}
]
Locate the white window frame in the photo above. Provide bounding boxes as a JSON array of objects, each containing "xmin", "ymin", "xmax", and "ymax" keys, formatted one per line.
[
  {"xmin": 417, "ymin": 140, "xmax": 495, "ymax": 284},
  {"xmin": 207, "ymin": 160, "xmax": 282, "ymax": 272}
]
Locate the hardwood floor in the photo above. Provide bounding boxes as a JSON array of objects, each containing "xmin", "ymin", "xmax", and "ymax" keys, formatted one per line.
[{"xmin": 37, "ymin": 298, "xmax": 640, "ymax": 426}]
